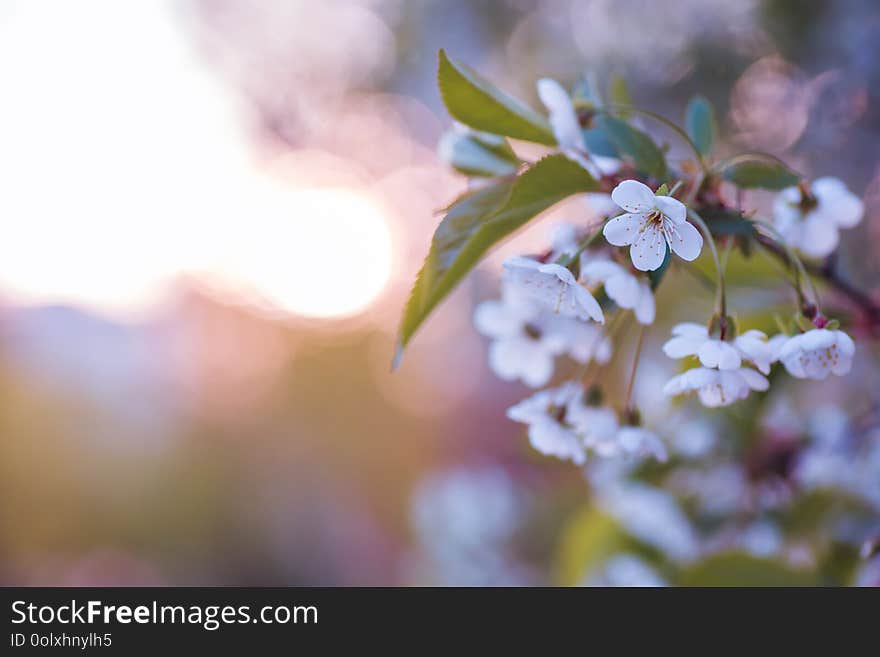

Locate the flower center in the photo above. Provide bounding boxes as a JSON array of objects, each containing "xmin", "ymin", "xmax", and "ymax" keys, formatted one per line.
[{"xmin": 523, "ymin": 323, "xmax": 542, "ymax": 340}]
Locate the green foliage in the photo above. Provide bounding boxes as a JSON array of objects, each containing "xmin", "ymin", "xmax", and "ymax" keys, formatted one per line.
[
  {"xmin": 608, "ymin": 74, "xmax": 633, "ymax": 118},
  {"xmin": 442, "ymin": 130, "xmax": 520, "ymax": 177},
  {"xmin": 437, "ymin": 49, "xmax": 555, "ymax": 145},
  {"xmin": 555, "ymin": 507, "xmax": 628, "ymax": 585},
  {"xmin": 698, "ymin": 206, "xmax": 758, "ymax": 237},
  {"xmin": 395, "ymin": 155, "xmax": 601, "ymax": 361},
  {"xmin": 595, "ymin": 114, "xmax": 667, "ymax": 179},
  {"xmin": 685, "ymin": 95, "xmax": 717, "ymax": 157},
  {"xmin": 719, "ymin": 156, "xmax": 801, "ymax": 190},
  {"xmin": 678, "ymin": 552, "xmax": 816, "ymax": 586},
  {"xmin": 583, "ymin": 125, "xmax": 620, "ymax": 158}
]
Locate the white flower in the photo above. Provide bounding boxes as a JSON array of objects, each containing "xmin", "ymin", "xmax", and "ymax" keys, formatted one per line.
[
  {"xmin": 566, "ymin": 402, "xmax": 621, "ymax": 457},
  {"xmin": 473, "ymin": 294, "xmax": 564, "ymax": 387},
  {"xmin": 734, "ymin": 330, "xmax": 779, "ymax": 375},
  {"xmin": 503, "ymin": 256, "xmax": 604, "ymax": 323},
  {"xmin": 585, "ymin": 554, "xmax": 666, "ymax": 587},
  {"xmin": 617, "ymin": 426, "xmax": 668, "ymax": 462},
  {"xmin": 773, "ymin": 177, "xmax": 864, "ymax": 258},
  {"xmin": 776, "ymin": 328, "xmax": 855, "ymax": 380},
  {"xmin": 544, "ymin": 315, "xmax": 613, "ymax": 365},
  {"xmin": 662, "ymin": 323, "xmax": 778, "ymax": 373},
  {"xmin": 598, "ymin": 483, "xmax": 699, "ymax": 563},
  {"xmin": 566, "ymin": 399, "xmax": 667, "ymax": 462},
  {"xmin": 548, "ymin": 222, "xmax": 579, "ymax": 260},
  {"xmin": 581, "ymin": 257, "xmax": 655, "ymax": 324},
  {"xmin": 536, "ymin": 78, "xmax": 620, "ymax": 177},
  {"xmin": 506, "ymin": 383, "xmax": 587, "ymax": 465},
  {"xmin": 585, "ymin": 193, "xmax": 619, "ymax": 218},
  {"xmin": 603, "ymin": 180, "xmax": 703, "ymax": 271},
  {"xmin": 663, "ymin": 366, "xmax": 769, "ymax": 407}
]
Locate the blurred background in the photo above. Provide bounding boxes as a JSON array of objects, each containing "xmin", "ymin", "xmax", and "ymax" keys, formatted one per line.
[{"xmin": 1, "ymin": 0, "xmax": 878, "ymax": 586}]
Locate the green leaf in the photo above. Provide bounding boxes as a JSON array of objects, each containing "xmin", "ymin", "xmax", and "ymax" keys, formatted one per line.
[
  {"xmin": 648, "ymin": 247, "xmax": 671, "ymax": 290},
  {"xmin": 608, "ymin": 74, "xmax": 633, "ymax": 118},
  {"xmin": 719, "ymin": 156, "xmax": 800, "ymax": 190},
  {"xmin": 698, "ymin": 206, "xmax": 758, "ymax": 237},
  {"xmin": 437, "ymin": 49, "xmax": 555, "ymax": 145},
  {"xmin": 678, "ymin": 552, "xmax": 816, "ymax": 586},
  {"xmin": 555, "ymin": 507, "xmax": 628, "ymax": 586},
  {"xmin": 439, "ymin": 129, "xmax": 519, "ymax": 177},
  {"xmin": 395, "ymin": 155, "xmax": 601, "ymax": 362},
  {"xmin": 583, "ymin": 125, "xmax": 619, "ymax": 158},
  {"xmin": 685, "ymin": 95, "xmax": 716, "ymax": 157},
  {"xmin": 595, "ymin": 114, "xmax": 667, "ymax": 179}
]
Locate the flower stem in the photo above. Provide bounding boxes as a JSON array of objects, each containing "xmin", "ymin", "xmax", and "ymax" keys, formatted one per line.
[
  {"xmin": 751, "ymin": 219, "xmax": 821, "ymax": 313},
  {"xmin": 687, "ymin": 208, "xmax": 727, "ymax": 324},
  {"xmin": 624, "ymin": 326, "xmax": 646, "ymax": 412}
]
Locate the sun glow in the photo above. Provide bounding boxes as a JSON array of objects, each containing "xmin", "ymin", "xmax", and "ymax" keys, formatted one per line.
[{"xmin": 0, "ymin": 0, "xmax": 393, "ymax": 320}]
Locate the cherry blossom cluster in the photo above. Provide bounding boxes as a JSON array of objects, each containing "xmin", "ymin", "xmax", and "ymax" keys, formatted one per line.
[{"xmin": 462, "ymin": 76, "xmax": 863, "ymax": 470}]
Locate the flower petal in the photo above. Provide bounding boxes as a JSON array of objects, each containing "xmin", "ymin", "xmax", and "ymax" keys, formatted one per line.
[
  {"xmin": 668, "ymin": 220, "xmax": 703, "ymax": 261},
  {"xmin": 603, "ymin": 213, "xmax": 643, "ymax": 246},
  {"xmin": 604, "ymin": 271, "xmax": 640, "ymax": 309},
  {"xmin": 633, "ymin": 282, "xmax": 656, "ymax": 325},
  {"xmin": 698, "ymin": 340, "xmax": 742, "ymax": 370},
  {"xmin": 536, "ymin": 78, "xmax": 584, "ymax": 152},
  {"xmin": 738, "ymin": 368, "xmax": 769, "ymax": 391},
  {"xmin": 630, "ymin": 223, "xmax": 667, "ymax": 271},
  {"xmin": 611, "ymin": 180, "xmax": 657, "ymax": 213},
  {"xmin": 662, "ymin": 336, "xmax": 702, "ymax": 359},
  {"xmin": 655, "ymin": 195, "xmax": 687, "ymax": 224},
  {"xmin": 572, "ymin": 285, "xmax": 605, "ymax": 323},
  {"xmin": 799, "ymin": 215, "xmax": 839, "ymax": 258}
]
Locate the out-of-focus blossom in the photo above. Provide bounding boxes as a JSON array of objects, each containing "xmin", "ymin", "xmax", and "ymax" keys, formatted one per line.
[
  {"xmin": 585, "ymin": 554, "xmax": 666, "ymax": 587},
  {"xmin": 617, "ymin": 425, "xmax": 668, "ymax": 462},
  {"xmin": 773, "ymin": 177, "xmax": 864, "ymax": 258},
  {"xmin": 506, "ymin": 383, "xmax": 587, "ymax": 465},
  {"xmin": 668, "ymin": 464, "xmax": 749, "ymax": 515},
  {"xmin": 663, "ymin": 366, "xmax": 769, "ymax": 407},
  {"xmin": 581, "ymin": 257, "xmax": 655, "ymax": 324},
  {"xmin": 737, "ymin": 521, "xmax": 784, "ymax": 558},
  {"xmin": 566, "ymin": 402, "xmax": 620, "ymax": 457},
  {"xmin": 598, "ymin": 483, "xmax": 699, "ymax": 563},
  {"xmin": 502, "ymin": 257, "xmax": 604, "ymax": 323},
  {"xmin": 409, "ymin": 467, "xmax": 529, "ymax": 586},
  {"xmin": 536, "ymin": 78, "xmax": 620, "ymax": 177},
  {"xmin": 670, "ymin": 417, "xmax": 718, "ymax": 459},
  {"xmin": 603, "ymin": 181, "xmax": 702, "ymax": 271},
  {"xmin": 473, "ymin": 293, "xmax": 566, "ymax": 388},
  {"xmin": 777, "ymin": 329, "xmax": 855, "ymax": 380},
  {"xmin": 548, "ymin": 222, "xmax": 580, "ymax": 260},
  {"xmin": 474, "ymin": 278, "xmax": 612, "ymax": 386}
]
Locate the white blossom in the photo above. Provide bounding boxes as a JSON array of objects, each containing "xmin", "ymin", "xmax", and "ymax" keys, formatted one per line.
[
  {"xmin": 536, "ymin": 78, "xmax": 620, "ymax": 177},
  {"xmin": 503, "ymin": 256, "xmax": 604, "ymax": 323},
  {"xmin": 548, "ymin": 222, "xmax": 579, "ymax": 260},
  {"xmin": 566, "ymin": 401, "xmax": 621, "ymax": 457},
  {"xmin": 567, "ymin": 398, "xmax": 667, "ymax": 462},
  {"xmin": 585, "ymin": 554, "xmax": 666, "ymax": 587},
  {"xmin": 598, "ymin": 483, "xmax": 699, "ymax": 563},
  {"xmin": 617, "ymin": 426, "xmax": 669, "ymax": 462},
  {"xmin": 581, "ymin": 257, "xmax": 655, "ymax": 324},
  {"xmin": 773, "ymin": 177, "xmax": 864, "ymax": 258},
  {"xmin": 662, "ymin": 322, "xmax": 778, "ymax": 373},
  {"xmin": 506, "ymin": 383, "xmax": 587, "ymax": 465},
  {"xmin": 603, "ymin": 180, "xmax": 703, "ymax": 271},
  {"xmin": 473, "ymin": 293, "xmax": 564, "ymax": 387},
  {"xmin": 663, "ymin": 366, "xmax": 769, "ymax": 407},
  {"xmin": 776, "ymin": 328, "xmax": 855, "ymax": 380},
  {"xmin": 544, "ymin": 317, "xmax": 612, "ymax": 365}
]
